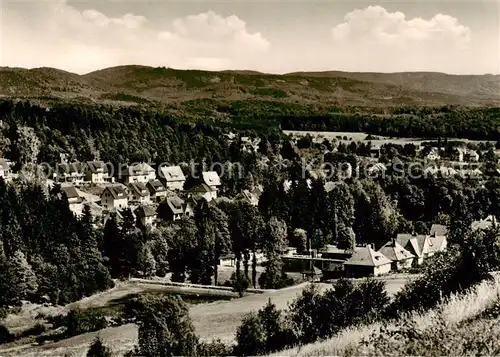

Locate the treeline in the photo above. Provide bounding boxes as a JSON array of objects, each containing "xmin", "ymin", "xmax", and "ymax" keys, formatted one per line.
[
  {"xmin": 0, "ymin": 181, "xmax": 112, "ymax": 306},
  {"xmin": 0, "ymin": 99, "xmax": 274, "ymax": 168}
]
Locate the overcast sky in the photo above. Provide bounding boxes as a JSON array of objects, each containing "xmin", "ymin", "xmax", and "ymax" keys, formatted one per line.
[{"xmin": 1, "ymin": 0, "xmax": 498, "ymax": 74}]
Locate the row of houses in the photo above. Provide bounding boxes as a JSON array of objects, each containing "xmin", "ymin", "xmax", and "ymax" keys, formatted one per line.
[
  {"xmin": 282, "ymin": 224, "xmax": 448, "ymax": 279},
  {"xmin": 53, "ymin": 158, "xmax": 224, "ymax": 190}
]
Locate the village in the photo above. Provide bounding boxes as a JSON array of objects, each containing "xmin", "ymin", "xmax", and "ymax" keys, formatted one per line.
[{"xmin": 0, "ymin": 132, "xmax": 496, "ymax": 282}]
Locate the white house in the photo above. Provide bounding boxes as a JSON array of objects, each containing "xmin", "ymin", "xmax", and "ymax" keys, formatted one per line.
[
  {"xmin": 378, "ymin": 240, "xmax": 415, "ymax": 270},
  {"xmin": 202, "ymin": 171, "xmax": 221, "ymax": 190},
  {"xmin": 159, "ymin": 166, "xmax": 186, "ymax": 191},
  {"xmin": 188, "ymin": 183, "xmax": 217, "ymax": 202},
  {"xmin": 100, "ymin": 185, "xmax": 128, "ymax": 210},
  {"xmin": 129, "ymin": 182, "xmax": 152, "ymax": 205},
  {"xmin": 61, "ymin": 185, "xmax": 84, "ymax": 217},
  {"xmin": 120, "ymin": 163, "xmax": 156, "ymax": 184},
  {"xmin": 135, "ymin": 206, "xmax": 158, "ymax": 228},
  {"xmin": 343, "ymin": 245, "xmax": 392, "ymax": 277},
  {"xmin": 147, "ymin": 180, "xmax": 168, "ymax": 201},
  {"xmin": 55, "ymin": 162, "xmax": 85, "ymax": 184},
  {"xmin": 85, "ymin": 161, "xmax": 112, "ymax": 184}
]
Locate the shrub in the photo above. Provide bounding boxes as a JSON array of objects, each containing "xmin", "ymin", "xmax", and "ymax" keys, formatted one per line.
[
  {"xmin": 63, "ymin": 309, "xmax": 108, "ymax": 338},
  {"xmin": 235, "ymin": 312, "xmax": 266, "ymax": 356},
  {"xmin": 19, "ymin": 323, "xmax": 47, "ymax": 338},
  {"xmin": 87, "ymin": 337, "xmax": 112, "ymax": 357},
  {"xmin": 197, "ymin": 339, "xmax": 233, "ymax": 357},
  {"xmin": 0, "ymin": 325, "xmax": 13, "ymax": 344}
]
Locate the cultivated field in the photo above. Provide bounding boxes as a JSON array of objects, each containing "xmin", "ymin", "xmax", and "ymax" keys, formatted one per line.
[
  {"xmin": 0, "ymin": 276, "xmax": 411, "ymax": 357},
  {"xmin": 283, "ymin": 130, "xmax": 496, "ymax": 146}
]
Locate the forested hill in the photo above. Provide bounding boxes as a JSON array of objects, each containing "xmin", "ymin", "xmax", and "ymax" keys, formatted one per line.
[{"xmin": 0, "ymin": 65, "xmax": 499, "ymax": 107}]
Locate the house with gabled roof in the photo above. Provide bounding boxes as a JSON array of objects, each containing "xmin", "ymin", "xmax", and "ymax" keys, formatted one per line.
[
  {"xmin": 55, "ymin": 162, "xmax": 85, "ymax": 184},
  {"xmin": 159, "ymin": 166, "xmax": 186, "ymax": 191},
  {"xmin": 85, "ymin": 161, "xmax": 112, "ymax": 184},
  {"xmin": 378, "ymin": 239, "xmax": 415, "ymax": 270},
  {"xmin": 61, "ymin": 185, "xmax": 84, "ymax": 217},
  {"xmin": 119, "ymin": 163, "xmax": 156, "ymax": 184},
  {"xmin": 202, "ymin": 171, "xmax": 221, "ymax": 190},
  {"xmin": 128, "ymin": 182, "xmax": 151, "ymax": 205},
  {"xmin": 147, "ymin": 180, "xmax": 168, "ymax": 201},
  {"xmin": 161, "ymin": 195, "xmax": 185, "ymax": 221},
  {"xmin": 396, "ymin": 233, "xmax": 433, "ymax": 265},
  {"xmin": 100, "ymin": 185, "xmax": 128, "ymax": 210},
  {"xmin": 343, "ymin": 245, "xmax": 392, "ymax": 277},
  {"xmin": 188, "ymin": 183, "xmax": 217, "ymax": 202},
  {"xmin": 135, "ymin": 205, "xmax": 158, "ymax": 228}
]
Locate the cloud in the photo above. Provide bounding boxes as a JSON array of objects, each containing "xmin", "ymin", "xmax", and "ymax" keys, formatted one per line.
[
  {"xmin": 329, "ymin": 6, "xmax": 476, "ymax": 72},
  {"xmin": 1, "ymin": 1, "xmax": 270, "ymax": 73},
  {"xmin": 332, "ymin": 6, "xmax": 471, "ymax": 47}
]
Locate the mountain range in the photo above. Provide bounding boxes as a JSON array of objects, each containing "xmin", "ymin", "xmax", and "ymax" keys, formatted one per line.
[{"xmin": 1, "ymin": 65, "xmax": 499, "ymax": 107}]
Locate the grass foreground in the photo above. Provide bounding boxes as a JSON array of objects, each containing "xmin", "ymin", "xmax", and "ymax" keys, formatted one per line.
[{"xmin": 268, "ymin": 274, "xmax": 500, "ymax": 356}]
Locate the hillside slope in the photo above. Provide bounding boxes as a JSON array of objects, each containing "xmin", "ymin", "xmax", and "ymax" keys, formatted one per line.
[
  {"xmin": 289, "ymin": 71, "xmax": 500, "ymax": 102},
  {"xmin": 268, "ymin": 276, "xmax": 500, "ymax": 357},
  {"xmin": 0, "ymin": 65, "xmax": 498, "ymax": 107}
]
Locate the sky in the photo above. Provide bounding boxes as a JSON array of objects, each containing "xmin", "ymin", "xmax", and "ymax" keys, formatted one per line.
[{"xmin": 1, "ymin": 0, "xmax": 499, "ymax": 75}]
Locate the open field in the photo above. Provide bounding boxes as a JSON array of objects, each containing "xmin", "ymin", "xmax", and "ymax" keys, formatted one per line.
[
  {"xmin": 0, "ymin": 275, "xmax": 412, "ymax": 357},
  {"xmin": 283, "ymin": 130, "xmax": 497, "ymax": 146}
]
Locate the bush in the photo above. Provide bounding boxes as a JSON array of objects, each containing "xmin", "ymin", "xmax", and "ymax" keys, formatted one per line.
[
  {"xmin": 228, "ymin": 271, "xmax": 250, "ymax": 297},
  {"xmin": 87, "ymin": 337, "xmax": 112, "ymax": 357},
  {"xmin": 235, "ymin": 312, "xmax": 266, "ymax": 356},
  {"xmin": 0, "ymin": 325, "xmax": 13, "ymax": 344},
  {"xmin": 235, "ymin": 299, "xmax": 296, "ymax": 356},
  {"xmin": 63, "ymin": 309, "xmax": 108, "ymax": 338},
  {"xmin": 19, "ymin": 323, "xmax": 47, "ymax": 338},
  {"xmin": 197, "ymin": 339, "xmax": 233, "ymax": 357},
  {"xmin": 289, "ymin": 279, "xmax": 389, "ymax": 344}
]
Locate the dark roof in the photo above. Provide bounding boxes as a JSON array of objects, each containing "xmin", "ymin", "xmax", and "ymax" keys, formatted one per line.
[
  {"xmin": 101, "ymin": 185, "xmax": 127, "ymax": 199},
  {"xmin": 188, "ymin": 183, "xmax": 215, "ymax": 194},
  {"xmin": 147, "ymin": 180, "xmax": 167, "ymax": 193},
  {"xmin": 61, "ymin": 186, "xmax": 81, "ymax": 199},
  {"xmin": 135, "ymin": 205, "xmax": 157, "ymax": 217},
  {"xmin": 86, "ymin": 161, "xmax": 109, "ymax": 174},
  {"xmin": 129, "ymin": 182, "xmax": 150, "ymax": 197},
  {"xmin": 166, "ymin": 196, "xmax": 185, "ymax": 215}
]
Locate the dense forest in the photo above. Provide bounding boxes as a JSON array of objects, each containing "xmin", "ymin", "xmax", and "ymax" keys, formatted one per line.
[{"xmin": 1, "ymin": 99, "xmax": 500, "ymax": 356}]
